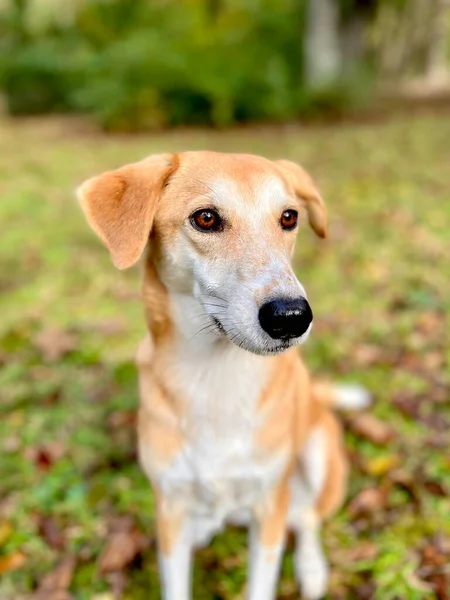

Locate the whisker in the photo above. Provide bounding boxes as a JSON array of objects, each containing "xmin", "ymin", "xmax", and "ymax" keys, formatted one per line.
[
  {"xmin": 196, "ymin": 293, "xmax": 228, "ymax": 304},
  {"xmin": 188, "ymin": 321, "xmax": 219, "ymax": 341},
  {"xmin": 200, "ymin": 303, "xmax": 229, "ymax": 310}
]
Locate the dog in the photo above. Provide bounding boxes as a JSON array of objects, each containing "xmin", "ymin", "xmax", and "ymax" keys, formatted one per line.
[{"xmin": 77, "ymin": 151, "xmax": 369, "ymax": 600}]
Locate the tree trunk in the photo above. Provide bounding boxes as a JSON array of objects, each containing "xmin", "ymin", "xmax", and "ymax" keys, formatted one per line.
[
  {"xmin": 425, "ymin": 0, "xmax": 450, "ymax": 85},
  {"xmin": 304, "ymin": 0, "xmax": 342, "ymax": 88},
  {"xmin": 340, "ymin": 12, "xmax": 367, "ymax": 76}
]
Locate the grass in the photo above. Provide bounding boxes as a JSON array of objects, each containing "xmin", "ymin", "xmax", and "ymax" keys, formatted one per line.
[{"xmin": 0, "ymin": 113, "xmax": 449, "ymax": 599}]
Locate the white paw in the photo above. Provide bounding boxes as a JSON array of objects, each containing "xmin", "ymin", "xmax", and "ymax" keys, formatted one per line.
[
  {"xmin": 296, "ymin": 549, "xmax": 329, "ymax": 600},
  {"xmin": 334, "ymin": 383, "xmax": 372, "ymax": 410}
]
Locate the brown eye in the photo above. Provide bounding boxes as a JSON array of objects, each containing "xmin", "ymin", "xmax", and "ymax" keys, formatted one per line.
[
  {"xmin": 280, "ymin": 209, "xmax": 298, "ymax": 230},
  {"xmin": 190, "ymin": 209, "xmax": 223, "ymax": 232}
]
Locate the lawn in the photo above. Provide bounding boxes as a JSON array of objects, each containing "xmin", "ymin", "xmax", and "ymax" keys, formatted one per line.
[{"xmin": 0, "ymin": 113, "xmax": 449, "ymax": 600}]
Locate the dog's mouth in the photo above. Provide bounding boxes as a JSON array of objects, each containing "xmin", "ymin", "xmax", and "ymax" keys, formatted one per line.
[
  {"xmin": 265, "ymin": 343, "xmax": 290, "ymax": 354},
  {"xmin": 210, "ymin": 313, "xmax": 292, "ymax": 355}
]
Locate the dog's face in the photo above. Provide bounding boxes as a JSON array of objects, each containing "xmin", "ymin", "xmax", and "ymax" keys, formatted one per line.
[{"xmin": 77, "ymin": 151, "xmax": 327, "ymax": 355}]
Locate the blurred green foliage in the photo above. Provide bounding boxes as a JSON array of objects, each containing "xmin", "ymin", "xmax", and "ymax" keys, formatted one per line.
[{"xmin": 0, "ymin": 0, "xmax": 368, "ymax": 130}]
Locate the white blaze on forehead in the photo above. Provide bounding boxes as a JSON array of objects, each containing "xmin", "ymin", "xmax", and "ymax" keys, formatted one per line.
[
  {"xmin": 208, "ymin": 177, "xmax": 241, "ymax": 207},
  {"xmin": 209, "ymin": 175, "xmax": 289, "ymax": 220},
  {"xmin": 252, "ymin": 175, "xmax": 290, "ymax": 214}
]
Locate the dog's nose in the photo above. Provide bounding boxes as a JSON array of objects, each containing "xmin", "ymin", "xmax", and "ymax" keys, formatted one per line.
[{"xmin": 258, "ymin": 297, "xmax": 313, "ymax": 340}]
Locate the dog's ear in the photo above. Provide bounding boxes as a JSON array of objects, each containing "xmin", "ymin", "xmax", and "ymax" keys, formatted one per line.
[
  {"xmin": 275, "ymin": 159, "xmax": 327, "ymax": 238},
  {"xmin": 77, "ymin": 153, "xmax": 178, "ymax": 269}
]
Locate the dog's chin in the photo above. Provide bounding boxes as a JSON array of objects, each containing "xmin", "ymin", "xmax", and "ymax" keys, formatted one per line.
[{"xmin": 221, "ymin": 329, "xmax": 312, "ymax": 356}]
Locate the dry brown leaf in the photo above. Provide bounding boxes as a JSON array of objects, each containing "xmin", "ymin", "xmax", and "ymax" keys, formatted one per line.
[
  {"xmin": 416, "ymin": 537, "xmax": 450, "ymax": 600},
  {"xmin": 0, "ymin": 551, "xmax": 26, "ymax": 575},
  {"xmin": 393, "ymin": 392, "xmax": 422, "ymax": 420},
  {"xmin": 35, "ymin": 555, "xmax": 76, "ymax": 594},
  {"xmin": 417, "ymin": 312, "xmax": 441, "ymax": 335},
  {"xmin": 98, "ymin": 527, "xmax": 147, "ymax": 573},
  {"xmin": 347, "ymin": 413, "xmax": 395, "ymax": 445},
  {"xmin": 34, "ymin": 592, "xmax": 71, "ymax": 600},
  {"xmin": 34, "ymin": 327, "xmax": 77, "ymax": 362},
  {"xmin": 423, "ymin": 478, "xmax": 448, "ymax": 498},
  {"xmin": 346, "ymin": 540, "xmax": 379, "ymax": 562},
  {"xmin": 348, "ymin": 487, "xmax": 386, "ymax": 517},
  {"xmin": 24, "ymin": 441, "xmax": 66, "ymax": 471},
  {"xmin": 107, "ymin": 411, "xmax": 137, "ymax": 430},
  {"xmin": 352, "ymin": 582, "xmax": 376, "ymax": 600},
  {"xmin": 353, "ymin": 344, "xmax": 384, "ymax": 367},
  {"xmin": 37, "ymin": 515, "xmax": 66, "ymax": 550}
]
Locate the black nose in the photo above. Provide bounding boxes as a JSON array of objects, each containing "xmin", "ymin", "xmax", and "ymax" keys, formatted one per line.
[{"xmin": 258, "ymin": 297, "xmax": 313, "ymax": 340}]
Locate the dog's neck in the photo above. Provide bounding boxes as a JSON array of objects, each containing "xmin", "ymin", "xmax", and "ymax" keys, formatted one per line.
[{"xmin": 142, "ymin": 259, "xmax": 274, "ymax": 418}]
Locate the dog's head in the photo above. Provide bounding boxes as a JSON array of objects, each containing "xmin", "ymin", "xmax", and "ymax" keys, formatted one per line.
[{"xmin": 77, "ymin": 151, "xmax": 327, "ymax": 355}]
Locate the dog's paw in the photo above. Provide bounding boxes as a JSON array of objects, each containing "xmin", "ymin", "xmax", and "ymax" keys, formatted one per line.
[
  {"xmin": 334, "ymin": 383, "xmax": 372, "ymax": 410},
  {"xmin": 295, "ymin": 547, "xmax": 329, "ymax": 600}
]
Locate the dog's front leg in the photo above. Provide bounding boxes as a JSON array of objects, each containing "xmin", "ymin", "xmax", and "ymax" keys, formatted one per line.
[
  {"xmin": 155, "ymin": 492, "xmax": 192, "ymax": 600},
  {"xmin": 247, "ymin": 481, "xmax": 290, "ymax": 600}
]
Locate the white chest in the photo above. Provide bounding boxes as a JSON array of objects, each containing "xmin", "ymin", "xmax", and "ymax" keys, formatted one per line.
[{"xmin": 153, "ymin": 341, "xmax": 287, "ymax": 533}]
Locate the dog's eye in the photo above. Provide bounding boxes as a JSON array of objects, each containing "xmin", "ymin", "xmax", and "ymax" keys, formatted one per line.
[
  {"xmin": 280, "ymin": 210, "xmax": 298, "ymax": 231},
  {"xmin": 190, "ymin": 209, "xmax": 223, "ymax": 232}
]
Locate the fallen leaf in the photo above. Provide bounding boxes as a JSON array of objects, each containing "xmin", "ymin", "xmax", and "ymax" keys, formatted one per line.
[
  {"xmin": 37, "ymin": 515, "xmax": 66, "ymax": 550},
  {"xmin": 33, "ymin": 556, "xmax": 76, "ymax": 600},
  {"xmin": 347, "ymin": 413, "xmax": 395, "ymax": 445},
  {"xmin": 24, "ymin": 441, "xmax": 66, "ymax": 471},
  {"xmin": 346, "ymin": 540, "xmax": 379, "ymax": 562},
  {"xmin": 107, "ymin": 411, "xmax": 137, "ymax": 430},
  {"xmin": 353, "ymin": 344, "xmax": 385, "ymax": 367},
  {"xmin": 0, "ymin": 521, "xmax": 13, "ymax": 547},
  {"xmin": 98, "ymin": 519, "xmax": 148, "ymax": 574},
  {"xmin": 416, "ymin": 311, "xmax": 441, "ymax": 335},
  {"xmin": 33, "ymin": 592, "xmax": 71, "ymax": 600},
  {"xmin": 34, "ymin": 327, "xmax": 77, "ymax": 362},
  {"xmin": 417, "ymin": 536, "xmax": 450, "ymax": 600},
  {"xmin": 0, "ymin": 551, "xmax": 26, "ymax": 575},
  {"xmin": 393, "ymin": 392, "xmax": 422, "ymax": 420},
  {"xmin": 423, "ymin": 478, "xmax": 448, "ymax": 497},
  {"xmin": 364, "ymin": 454, "xmax": 400, "ymax": 476},
  {"xmin": 352, "ymin": 582, "xmax": 377, "ymax": 600},
  {"xmin": 348, "ymin": 487, "xmax": 386, "ymax": 517},
  {"xmin": 422, "ymin": 544, "xmax": 447, "ymax": 568}
]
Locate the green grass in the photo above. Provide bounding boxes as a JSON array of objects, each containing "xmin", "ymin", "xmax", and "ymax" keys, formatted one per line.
[{"xmin": 0, "ymin": 114, "xmax": 449, "ymax": 599}]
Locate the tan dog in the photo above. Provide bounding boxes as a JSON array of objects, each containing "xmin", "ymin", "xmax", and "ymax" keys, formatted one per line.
[{"xmin": 77, "ymin": 152, "xmax": 369, "ymax": 600}]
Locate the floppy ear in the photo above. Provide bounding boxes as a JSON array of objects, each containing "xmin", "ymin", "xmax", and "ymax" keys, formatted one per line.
[
  {"xmin": 76, "ymin": 153, "xmax": 178, "ymax": 269},
  {"xmin": 275, "ymin": 159, "xmax": 327, "ymax": 238}
]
